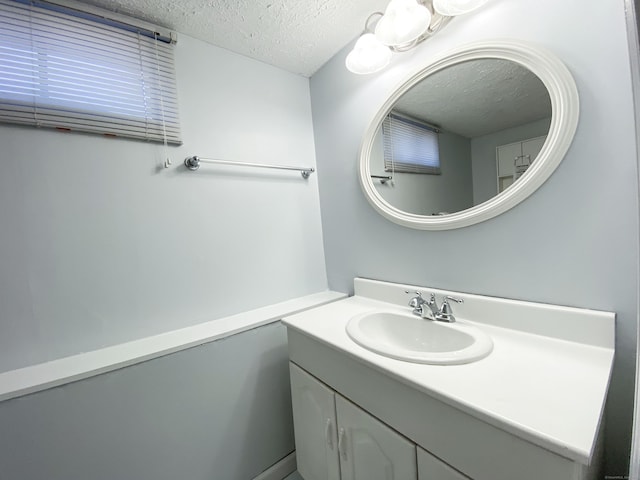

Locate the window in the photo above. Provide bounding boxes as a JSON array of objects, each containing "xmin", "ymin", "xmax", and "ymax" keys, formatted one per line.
[
  {"xmin": 382, "ymin": 112, "xmax": 440, "ymax": 174},
  {"xmin": 0, "ymin": 0, "xmax": 181, "ymax": 143}
]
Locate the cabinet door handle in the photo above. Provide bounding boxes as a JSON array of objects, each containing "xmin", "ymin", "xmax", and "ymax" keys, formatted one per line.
[
  {"xmin": 338, "ymin": 427, "xmax": 347, "ymax": 461},
  {"xmin": 325, "ymin": 418, "xmax": 333, "ymax": 449}
]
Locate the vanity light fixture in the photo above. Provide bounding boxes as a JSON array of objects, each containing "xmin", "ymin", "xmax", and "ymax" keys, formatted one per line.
[
  {"xmin": 346, "ymin": 0, "xmax": 489, "ymax": 74},
  {"xmin": 345, "ymin": 32, "xmax": 393, "ymax": 75},
  {"xmin": 433, "ymin": 0, "xmax": 490, "ymax": 16},
  {"xmin": 375, "ymin": 0, "xmax": 432, "ymax": 48}
]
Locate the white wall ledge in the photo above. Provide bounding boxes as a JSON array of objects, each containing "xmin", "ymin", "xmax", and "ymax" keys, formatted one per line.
[{"xmin": 0, "ymin": 291, "xmax": 346, "ymax": 402}]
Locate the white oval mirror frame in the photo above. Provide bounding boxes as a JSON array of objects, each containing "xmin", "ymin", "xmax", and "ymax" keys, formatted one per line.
[{"xmin": 358, "ymin": 40, "xmax": 580, "ymax": 230}]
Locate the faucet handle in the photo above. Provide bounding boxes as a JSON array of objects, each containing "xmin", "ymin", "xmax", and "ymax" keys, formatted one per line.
[
  {"xmin": 437, "ymin": 296, "xmax": 464, "ymax": 322},
  {"xmin": 444, "ymin": 296, "xmax": 463, "ymax": 305},
  {"xmin": 405, "ymin": 290, "xmax": 423, "ymax": 308}
]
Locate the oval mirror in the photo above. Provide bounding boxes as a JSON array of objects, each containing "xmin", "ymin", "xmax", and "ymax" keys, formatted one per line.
[{"xmin": 358, "ymin": 41, "xmax": 579, "ymax": 230}]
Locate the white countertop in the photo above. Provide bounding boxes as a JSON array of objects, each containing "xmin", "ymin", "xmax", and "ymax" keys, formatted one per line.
[{"xmin": 282, "ymin": 278, "xmax": 615, "ymax": 465}]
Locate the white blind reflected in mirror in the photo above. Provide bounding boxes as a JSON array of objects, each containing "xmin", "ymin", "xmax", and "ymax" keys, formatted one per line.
[
  {"xmin": 0, "ymin": 0, "xmax": 181, "ymax": 143},
  {"xmin": 383, "ymin": 113, "xmax": 440, "ymax": 174}
]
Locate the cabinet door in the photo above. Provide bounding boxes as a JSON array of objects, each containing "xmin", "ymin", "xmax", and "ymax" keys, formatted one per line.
[
  {"xmin": 335, "ymin": 395, "xmax": 417, "ymax": 480},
  {"xmin": 290, "ymin": 363, "xmax": 340, "ymax": 480},
  {"xmin": 496, "ymin": 142, "xmax": 521, "ymax": 193},
  {"xmin": 417, "ymin": 447, "xmax": 469, "ymax": 480},
  {"xmin": 521, "ymin": 135, "xmax": 546, "ymax": 166},
  {"xmin": 496, "ymin": 142, "xmax": 521, "ymax": 177}
]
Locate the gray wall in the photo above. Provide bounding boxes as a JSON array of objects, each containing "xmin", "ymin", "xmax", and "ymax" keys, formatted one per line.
[
  {"xmin": 0, "ymin": 322, "xmax": 293, "ymax": 480},
  {"xmin": 471, "ymin": 117, "xmax": 552, "ymax": 205},
  {"xmin": 0, "ymin": 33, "xmax": 327, "ymax": 372},
  {"xmin": 0, "ymin": 33, "xmax": 327, "ymax": 480},
  {"xmin": 309, "ymin": 0, "xmax": 637, "ymax": 475}
]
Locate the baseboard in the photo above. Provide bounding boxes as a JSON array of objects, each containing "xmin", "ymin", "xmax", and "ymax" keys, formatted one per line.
[{"xmin": 253, "ymin": 452, "xmax": 297, "ymax": 480}]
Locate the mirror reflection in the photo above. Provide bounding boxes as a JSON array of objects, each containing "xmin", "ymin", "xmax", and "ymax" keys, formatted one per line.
[{"xmin": 369, "ymin": 58, "xmax": 552, "ymax": 216}]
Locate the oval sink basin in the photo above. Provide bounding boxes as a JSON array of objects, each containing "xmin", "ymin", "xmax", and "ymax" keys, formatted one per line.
[{"xmin": 346, "ymin": 311, "xmax": 493, "ymax": 365}]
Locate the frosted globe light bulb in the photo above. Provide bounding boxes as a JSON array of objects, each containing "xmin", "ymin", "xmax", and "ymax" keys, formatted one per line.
[
  {"xmin": 433, "ymin": 0, "xmax": 490, "ymax": 16},
  {"xmin": 374, "ymin": 0, "xmax": 432, "ymax": 47},
  {"xmin": 345, "ymin": 33, "xmax": 392, "ymax": 74}
]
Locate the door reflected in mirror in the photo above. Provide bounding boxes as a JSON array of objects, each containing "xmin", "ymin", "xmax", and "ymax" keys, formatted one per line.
[{"xmin": 368, "ymin": 58, "xmax": 552, "ymax": 216}]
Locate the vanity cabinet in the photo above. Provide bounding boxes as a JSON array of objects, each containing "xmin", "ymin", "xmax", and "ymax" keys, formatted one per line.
[
  {"xmin": 284, "ymin": 279, "xmax": 612, "ymax": 480},
  {"xmin": 417, "ymin": 447, "xmax": 469, "ymax": 480},
  {"xmin": 290, "ymin": 363, "xmax": 417, "ymax": 480},
  {"xmin": 292, "ymin": 362, "xmax": 472, "ymax": 480},
  {"xmin": 287, "ymin": 327, "xmax": 597, "ymax": 480},
  {"xmin": 496, "ymin": 135, "xmax": 546, "ymax": 193}
]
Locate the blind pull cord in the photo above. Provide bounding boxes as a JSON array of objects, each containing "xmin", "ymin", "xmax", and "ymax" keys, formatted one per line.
[{"xmin": 153, "ymin": 32, "xmax": 171, "ymax": 168}]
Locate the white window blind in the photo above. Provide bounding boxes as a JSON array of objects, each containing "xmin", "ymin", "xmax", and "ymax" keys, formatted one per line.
[
  {"xmin": 383, "ymin": 113, "xmax": 440, "ymax": 174},
  {"xmin": 0, "ymin": 0, "xmax": 181, "ymax": 143}
]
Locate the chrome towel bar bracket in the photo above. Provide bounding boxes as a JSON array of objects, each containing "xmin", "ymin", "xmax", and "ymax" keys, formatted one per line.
[
  {"xmin": 184, "ymin": 156, "xmax": 315, "ymax": 179},
  {"xmin": 371, "ymin": 174, "xmax": 392, "ymax": 184}
]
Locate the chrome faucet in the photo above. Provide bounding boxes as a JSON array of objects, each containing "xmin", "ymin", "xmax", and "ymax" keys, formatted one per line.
[
  {"xmin": 405, "ymin": 291, "xmax": 438, "ymax": 319},
  {"xmin": 405, "ymin": 291, "xmax": 464, "ymax": 323}
]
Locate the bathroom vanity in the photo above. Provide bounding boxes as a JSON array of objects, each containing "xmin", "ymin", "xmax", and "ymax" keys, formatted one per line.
[{"xmin": 283, "ymin": 278, "xmax": 614, "ymax": 480}]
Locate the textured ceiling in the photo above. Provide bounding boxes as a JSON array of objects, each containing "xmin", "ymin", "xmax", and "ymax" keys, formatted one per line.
[
  {"xmin": 394, "ymin": 59, "xmax": 552, "ymax": 138},
  {"xmin": 77, "ymin": 0, "xmax": 390, "ymax": 77},
  {"xmin": 75, "ymin": 0, "xmax": 550, "ymax": 130}
]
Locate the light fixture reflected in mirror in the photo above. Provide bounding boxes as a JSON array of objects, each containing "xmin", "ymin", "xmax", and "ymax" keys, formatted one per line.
[{"xmin": 346, "ymin": 0, "xmax": 489, "ymax": 75}]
